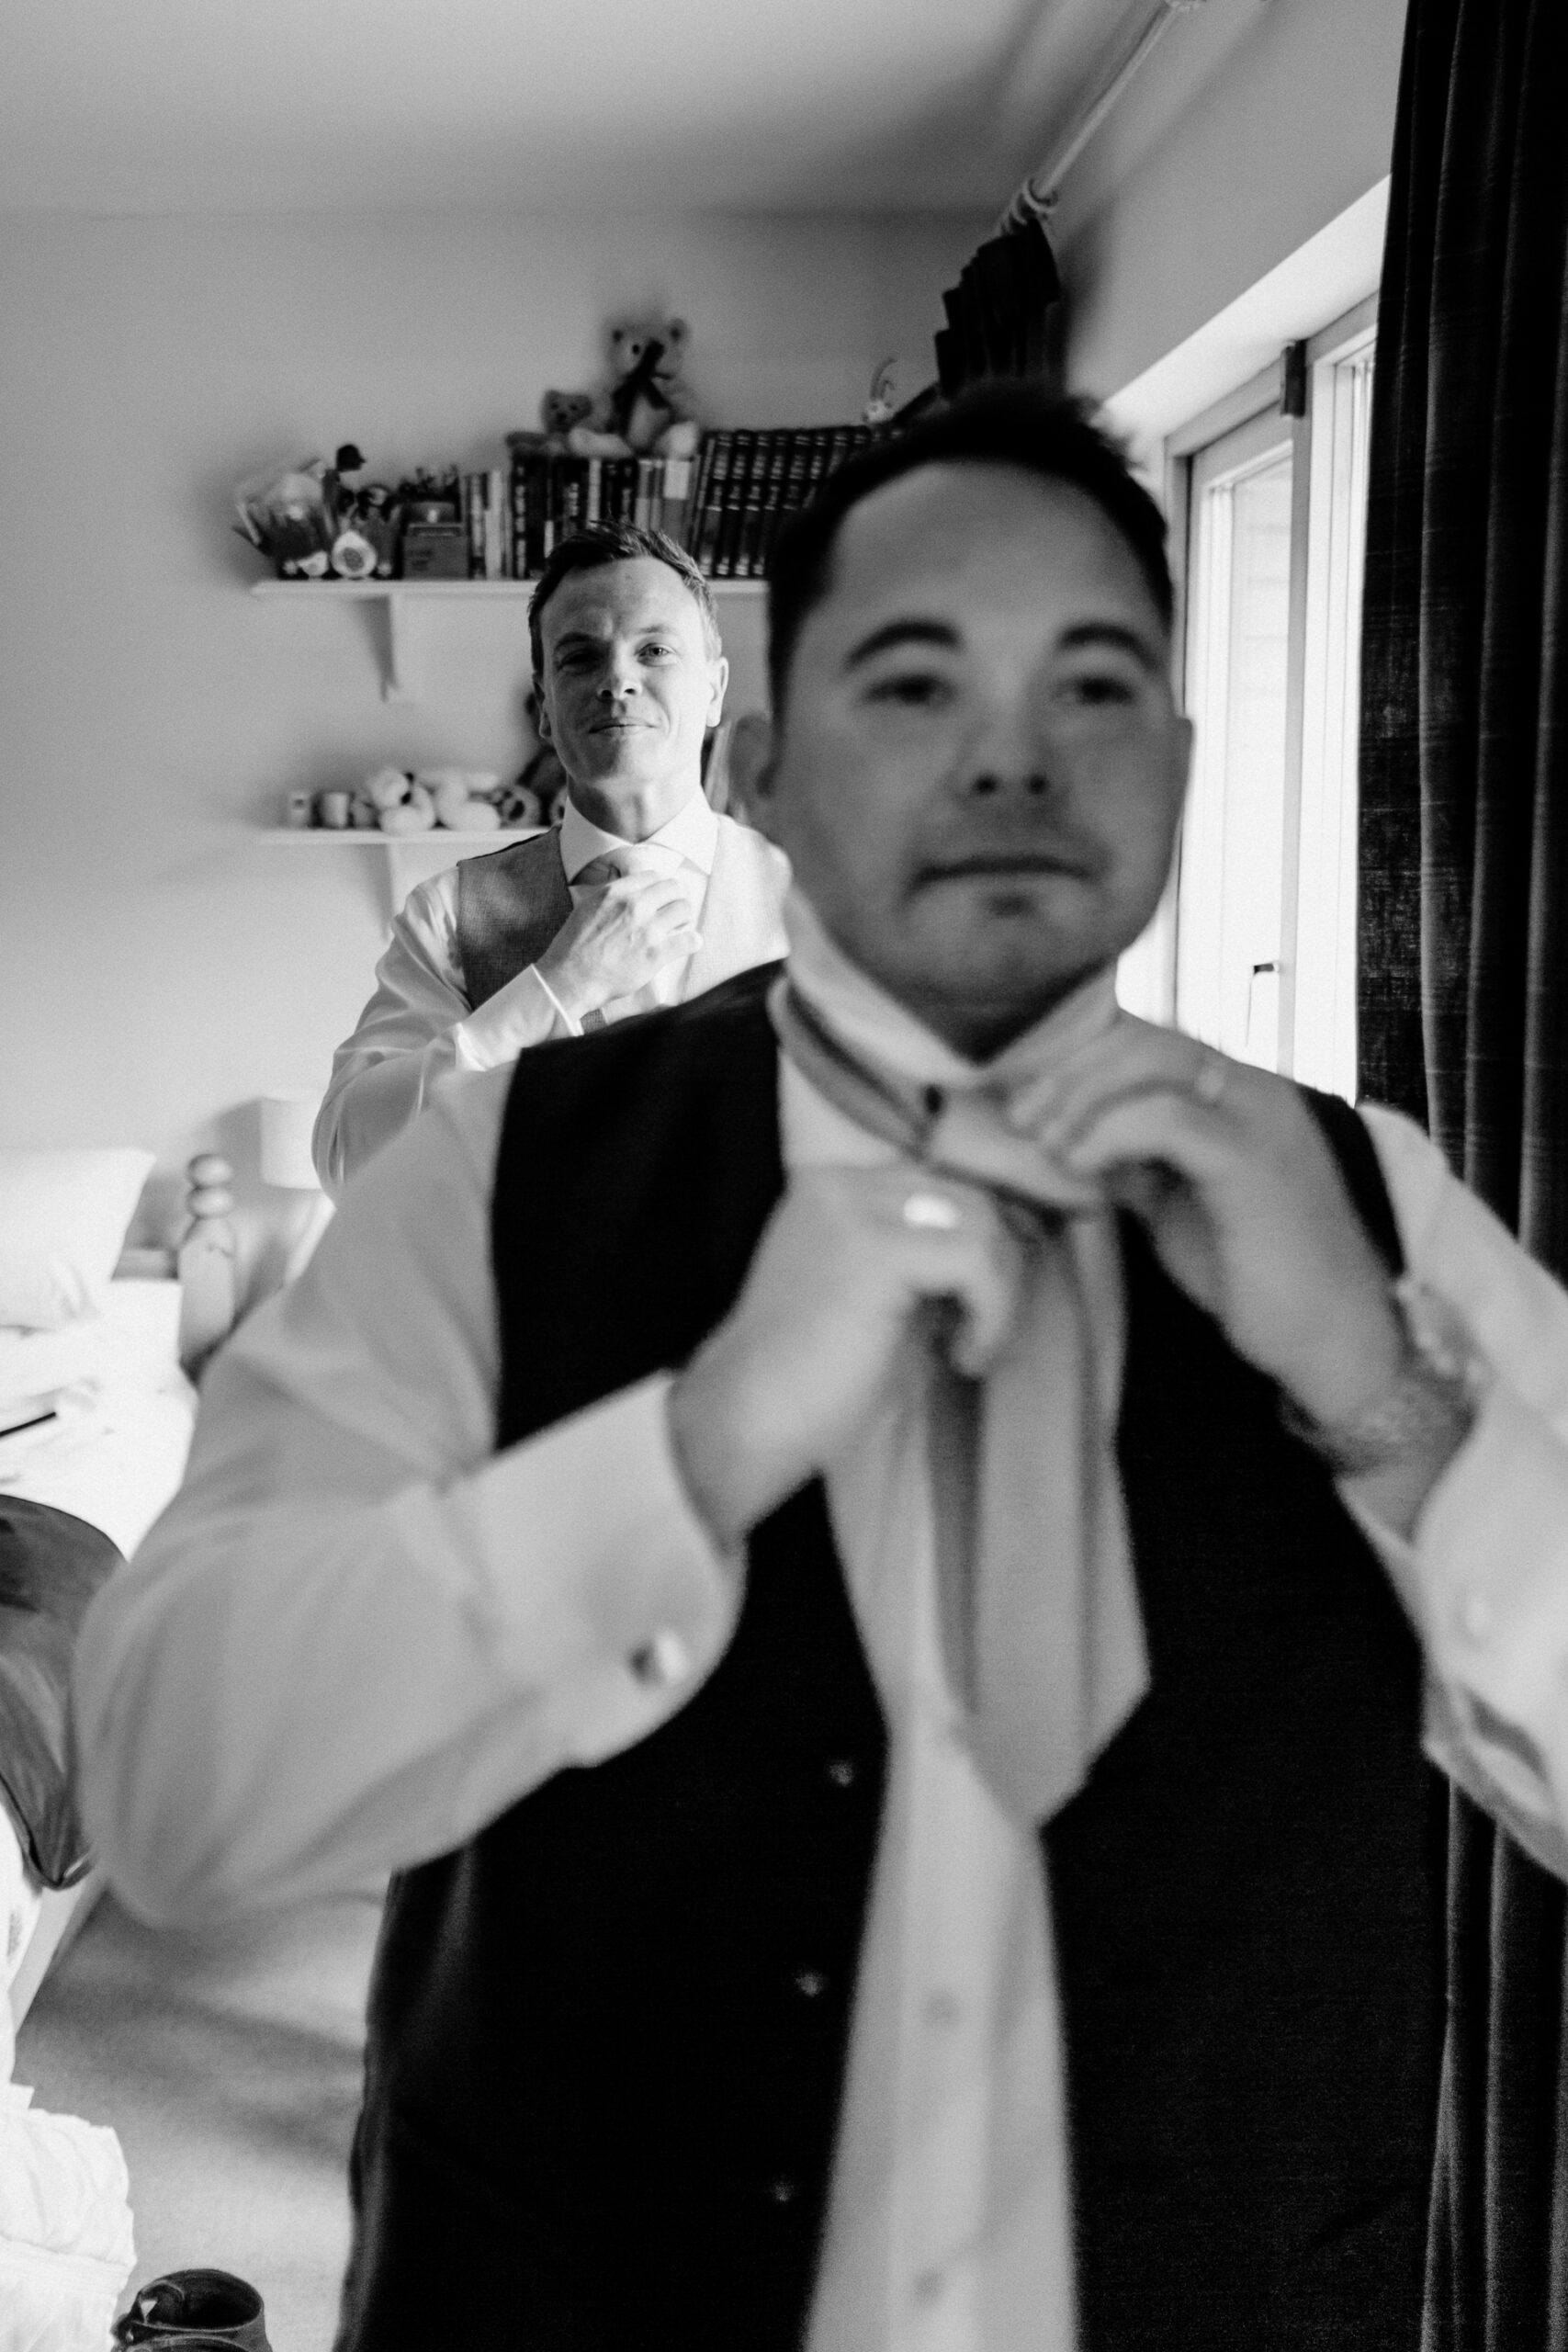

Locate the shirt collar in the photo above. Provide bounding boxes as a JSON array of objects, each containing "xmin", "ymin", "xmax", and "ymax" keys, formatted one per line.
[
  {"xmin": 782, "ymin": 884, "xmax": 1120, "ymax": 1097},
  {"xmin": 558, "ymin": 786, "xmax": 719, "ymax": 884}
]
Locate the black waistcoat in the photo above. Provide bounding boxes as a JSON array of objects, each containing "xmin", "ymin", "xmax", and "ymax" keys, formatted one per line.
[{"xmin": 337, "ymin": 967, "xmax": 1445, "ymax": 2352}]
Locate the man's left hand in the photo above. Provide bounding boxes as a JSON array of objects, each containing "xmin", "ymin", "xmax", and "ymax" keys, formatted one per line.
[{"xmin": 1009, "ymin": 1019, "xmax": 1405, "ymax": 1432}]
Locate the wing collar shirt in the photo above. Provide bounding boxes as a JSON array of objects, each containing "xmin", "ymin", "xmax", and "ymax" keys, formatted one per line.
[
  {"xmin": 75, "ymin": 958, "xmax": 1568, "ymax": 2351},
  {"xmin": 313, "ymin": 787, "xmax": 728, "ymax": 1193}
]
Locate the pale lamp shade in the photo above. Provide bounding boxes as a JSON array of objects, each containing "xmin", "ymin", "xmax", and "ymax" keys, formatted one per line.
[{"xmin": 259, "ymin": 1090, "xmax": 324, "ymax": 1191}]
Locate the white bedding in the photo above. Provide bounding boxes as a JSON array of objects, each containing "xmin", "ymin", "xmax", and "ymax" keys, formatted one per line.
[
  {"xmin": 0, "ymin": 1281, "xmax": 197, "ymax": 2024},
  {"xmin": 0, "ymin": 1282, "xmax": 196, "ymax": 1558}
]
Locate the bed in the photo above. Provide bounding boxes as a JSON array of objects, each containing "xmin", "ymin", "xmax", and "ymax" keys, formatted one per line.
[{"xmin": 0, "ymin": 1151, "xmax": 237, "ymax": 2049}]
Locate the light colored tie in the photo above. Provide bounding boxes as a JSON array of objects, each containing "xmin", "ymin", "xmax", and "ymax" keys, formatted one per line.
[{"xmin": 772, "ymin": 977, "xmax": 1147, "ymax": 1826}]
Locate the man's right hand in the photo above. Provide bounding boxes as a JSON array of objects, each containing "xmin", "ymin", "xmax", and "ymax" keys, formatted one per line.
[
  {"xmin": 534, "ymin": 874, "xmax": 702, "ymax": 1023},
  {"xmin": 668, "ymin": 1168, "xmax": 1021, "ymax": 1552}
]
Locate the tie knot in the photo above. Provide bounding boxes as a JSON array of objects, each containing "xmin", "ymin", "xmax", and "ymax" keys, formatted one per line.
[
  {"xmin": 924, "ymin": 1087, "xmax": 1099, "ymax": 1215},
  {"xmin": 576, "ymin": 844, "xmax": 683, "ymax": 886}
]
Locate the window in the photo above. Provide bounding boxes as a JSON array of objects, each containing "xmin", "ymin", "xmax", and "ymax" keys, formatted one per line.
[{"xmin": 1116, "ymin": 298, "xmax": 1377, "ymax": 1102}]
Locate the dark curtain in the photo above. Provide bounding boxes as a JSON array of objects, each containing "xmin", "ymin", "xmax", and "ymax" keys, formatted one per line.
[
  {"xmin": 933, "ymin": 217, "xmax": 1061, "ymax": 398},
  {"xmin": 1358, "ymin": 0, "xmax": 1568, "ymax": 2342}
]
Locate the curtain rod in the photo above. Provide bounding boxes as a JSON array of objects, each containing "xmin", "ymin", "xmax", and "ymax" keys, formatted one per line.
[{"xmin": 998, "ymin": 0, "xmax": 1211, "ymax": 234}]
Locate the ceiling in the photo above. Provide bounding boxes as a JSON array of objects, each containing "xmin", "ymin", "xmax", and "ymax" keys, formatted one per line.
[{"xmin": 0, "ymin": 0, "xmax": 1135, "ymax": 217}]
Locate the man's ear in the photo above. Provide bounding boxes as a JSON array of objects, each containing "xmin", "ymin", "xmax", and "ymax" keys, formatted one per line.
[
  {"xmin": 535, "ymin": 685, "xmax": 553, "ymax": 743},
  {"xmin": 727, "ymin": 709, "xmax": 779, "ymax": 836},
  {"xmin": 705, "ymin": 654, "xmax": 730, "ymax": 729}
]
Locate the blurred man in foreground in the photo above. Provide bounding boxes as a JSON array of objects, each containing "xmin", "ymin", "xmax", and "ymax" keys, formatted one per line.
[{"xmin": 77, "ymin": 389, "xmax": 1568, "ymax": 2352}]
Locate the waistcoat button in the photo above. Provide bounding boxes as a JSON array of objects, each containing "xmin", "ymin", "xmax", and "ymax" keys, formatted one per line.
[
  {"xmin": 825, "ymin": 1757, "xmax": 858, "ymax": 1788},
  {"xmin": 794, "ymin": 1969, "xmax": 827, "ymax": 1998},
  {"xmin": 767, "ymin": 2177, "xmax": 799, "ymax": 2205}
]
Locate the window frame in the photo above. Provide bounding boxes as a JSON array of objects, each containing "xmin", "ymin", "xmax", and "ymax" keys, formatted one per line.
[{"xmin": 1121, "ymin": 291, "xmax": 1379, "ymax": 1097}]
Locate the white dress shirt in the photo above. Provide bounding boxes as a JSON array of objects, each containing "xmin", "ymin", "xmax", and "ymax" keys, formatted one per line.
[
  {"xmin": 74, "ymin": 1043, "xmax": 1568, "ymax": 2349},
  {"xmin": 312, "ymin": 791, "xmax": 788, "ymax": 1194}
]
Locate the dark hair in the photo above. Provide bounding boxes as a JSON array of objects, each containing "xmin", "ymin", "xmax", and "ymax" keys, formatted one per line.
[
  {"xmin": 528, "ymin": 523, "xmax": 721, "ymax": 675},
  {"xmin": 765, "ymin": 383, "xmax": 1173, "ymax": 713}
]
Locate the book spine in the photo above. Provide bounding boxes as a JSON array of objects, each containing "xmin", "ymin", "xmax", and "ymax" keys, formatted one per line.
[
  {"xmin": 524, "ymin": 455, "xmax": 550, "ymax": 575},
  {"xmin": 558, "ymin": 455, "xmax": 588, "ymax": 539},
  {"xmin": 679, "ymin": 437, "xmax": 714, "ymax": 556},
  {"xmin": 541, "ymin": 453, "xmax": 563, "ymax": 563},
  {"xmin": 694, "ymin": 433, "xmax": 733, "ymax": 575},
  {"xmin": 464, "ymin": 471, "xmax": 486, "ymax": 578},
  {"xmin": 751, "ymin": 429, "xmax": 793, "ymax": 577},
  {"xmin": 780, "ymin": 427, "xmax": 812, "ymax": 519},
  {"xmin": 613, "ymin": 456, "xmax": 638, "ymax": 526},
  {"xmin": 635, "ymin": 458, "xmax": 658, "ymax": 533},
  {"xmin": 515, "ymin": 458, "xmax": 529, "ymax": 575},
  {"xmin": 486, "ymin": 468, "xmax": 506, "ymax": 581},
  {"xmin": 737, "ymin": 428, "xmax": 776, "ymax": 579},
  {"xmin": 714, "ymin": 429, "xmax": 756, "ymax": 580}
]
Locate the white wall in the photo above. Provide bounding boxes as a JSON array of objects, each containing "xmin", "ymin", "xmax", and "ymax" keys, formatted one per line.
[
  {"xmin": 1057, "ymin": 0, "xmax": 1405, "ymax": 403},
  {"xmin": 0, "ymin": 207, "xmax": 981, "ymax": 1240}
]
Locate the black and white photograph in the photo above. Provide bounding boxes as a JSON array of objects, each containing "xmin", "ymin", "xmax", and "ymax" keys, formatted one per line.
[{"xmin": 1, "ymin": 1, "xmax": 1565, "ymax": 2346}]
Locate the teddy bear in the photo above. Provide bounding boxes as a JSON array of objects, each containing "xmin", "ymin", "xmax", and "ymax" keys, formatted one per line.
[
  {"xmin": 506, "ymin": 390, "xmax": 594, "ymax": 465},
  {"xmin": 546, "ymin": 314, "xmax": 702, "ymax": 463}
]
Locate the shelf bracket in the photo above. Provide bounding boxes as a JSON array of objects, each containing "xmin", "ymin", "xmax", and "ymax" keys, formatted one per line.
[{"xmin": 380, "ymin": 593, "xmax": 416, "ymax": 703}]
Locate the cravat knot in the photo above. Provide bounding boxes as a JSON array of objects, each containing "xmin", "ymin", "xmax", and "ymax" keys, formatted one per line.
[{"xmin": 770, "ymin": 970, "xmax": 1150, "ymax": 1826}]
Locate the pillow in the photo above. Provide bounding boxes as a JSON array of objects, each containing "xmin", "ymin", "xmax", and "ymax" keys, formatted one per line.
[{"xmin": 0, "ymin": 1151, "xmax": 154, "ymax": 1333}]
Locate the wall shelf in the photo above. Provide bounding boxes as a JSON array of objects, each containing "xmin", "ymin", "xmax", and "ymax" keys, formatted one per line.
[
  {"xmin": 250, "ymin": 576, "xmax": 766, "ymax": 702},
  {"xmin": 255, "ymin": 823, "xmax": 547, "ymax": 917},
  {"xmin": 255, "ymin": 826, "xmax": 544, "ymax": 843}
]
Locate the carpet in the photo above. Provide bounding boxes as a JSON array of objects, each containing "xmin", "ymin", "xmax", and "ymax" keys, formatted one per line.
[{"xmin": 14, "ymin": 1883, "xmax": 382, "ymax": 2352}]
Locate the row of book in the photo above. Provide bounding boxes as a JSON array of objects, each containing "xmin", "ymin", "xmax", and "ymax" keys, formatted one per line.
[
  {"xmin": 507, "ymin": 451, "xmax": 698, "ymax": 580},
  {"xmin": 680, "ymin": 425, "xmax": 876, "ymax": 579},
  {"xmin": 497, "ymin": 424, "xmax": 878, "ymax": 583}
]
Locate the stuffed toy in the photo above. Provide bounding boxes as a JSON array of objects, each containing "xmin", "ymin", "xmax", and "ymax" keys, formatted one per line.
[
  {"xmin": 604, "ymin": 314, "xmax": 700, "ymax": 455},
  {"xmin": 507, "ymin": 391, "xmax": 595, "ymax": 464},
  {"xmin": 234, "ymin": 461, "xmax": 334, "ymax": 578},
  {"xmin": 541, "ymin": 313, "xmax": 703, "ymax": 463},
  {"xmin": 491, "ymin": 776, "xmax": 544, "ymax": 829},
  {"xmin": 514, "ymin": 743, "xmax": 569, "ymax": 824},
  {"xmin": 361, "ymin": 765, "xmax": 435, "ymax": 836},
  {"xmin": 235, "ymin": 445, "xmax": 401, "ymax": 579},
  {"xmin": 415, "ymin": 768, "xmax": 503, "ymax": 832}
]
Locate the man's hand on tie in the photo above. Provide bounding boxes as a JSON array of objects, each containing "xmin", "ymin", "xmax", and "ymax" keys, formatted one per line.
[
  {"xmin": 1004, "ymin": 1019, "xmax": 1459, "ymax": 1512},
  {"xmin": 534, "ymin": 873, "xmax": 702, "ymax": 1022},
  {"xmin": 668, "ymin": 1168, "xmax": 1021, "ymax": 1551}
]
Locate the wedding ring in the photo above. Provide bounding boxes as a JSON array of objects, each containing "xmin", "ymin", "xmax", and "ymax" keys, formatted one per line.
[
  {"xmin": 1191, "ymin": 1050, "xmax": 1228, "ymax": 1107},
  {"xmin": 901, "ymin": 1191, "xmax": 962, "ymax": 1231}
]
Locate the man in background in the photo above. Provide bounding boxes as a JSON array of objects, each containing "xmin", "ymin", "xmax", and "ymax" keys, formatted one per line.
[
  {"xmin": 78, "ymin": 389, "xmax": 1568, "ymax": 2351},
  {"xmin": 311, "ymin": 523, "xmax": 787, "ymax": 1193}
]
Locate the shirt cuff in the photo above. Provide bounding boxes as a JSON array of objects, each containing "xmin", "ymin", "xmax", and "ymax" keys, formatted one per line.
[
  {"xmin": 442, "ymin": 1373, "xmax": 741, "ymax": 1713},
  {"xmin": 453, "ymin": 963, "xmax": 577, "ymax": 1068},
  {"xmin": 1355, "ymin": 1381, "xmax": 1568, "ymax": 1854}
]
